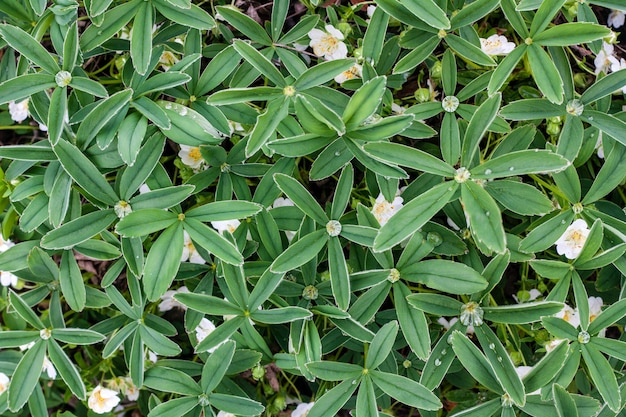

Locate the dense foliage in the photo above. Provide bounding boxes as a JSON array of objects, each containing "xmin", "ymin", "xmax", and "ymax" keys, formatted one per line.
[{"xmin": 1, "ymin": 0, "xmax": 626, "ymax": 416}]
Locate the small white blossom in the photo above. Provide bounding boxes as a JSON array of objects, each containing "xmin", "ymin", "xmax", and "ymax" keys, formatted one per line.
[
  {"xmin": 0, "ymin": 236, "xmax": 15, "ymax": 252},
  {"xmin": 182, "ymin": 231, "xmax": 205, "ymax": 264},
  {"xmin": 308, "ymin": 25, "xmax": 348, "ymax": 60},
  {"xmin": 159, "ymin": 50, "xmax": 179, "ymax": 71},
  {"xmin": 8, "ymin": 99, "xmax": 29, "ymax": 123},
  {"xmin": 513, "ymin": 288, "xmax": 542, "ymax": 303},
  {"xmin": 0, "ymin": 270, "xmax": 18, "ymax": 288},
  {"xmin": 292, "ymin": 402, "xmax": 315, "ymax": 417},
  {"xmin": 158, "ymin": 286, "xmax": 190, "ymax": 312},
  {"xmin": 271, "ymin": 197, "xmax": 295, "ymax": 208},
  {"xmin": 216, "ymin": 412, "xmax": 236, "ymax": 417},
  {"xmin": 595, "ymin": 42, "xmax": 619, "ymax": 75},
  {"xmin": 139, "ymin": 184, "xmax": 151, "ymax": 194},
  {"xmin": 555, "ymin": 304, "xmax": 580, "ymax": 328},
  {"xmin": 610, "ymin": 58, "xmax": 626, "ymax": 93},
  {"xmin": 43, "ymin": 356, "xmax": 57, "ymax": 379},
  {"xmin": 608, "ymin": 10, "xmax": 625, "ymax": 28},
  {"xmin": 0, "ymin": 372, "xmax": 9, "ymax": 395},
  {"xmin": 367, "ymin": 5, "xmax": 376, "ymax": 18},
  {"xmin": 19, "ymin": 341, "xmax": 35, "ymax": 351},
  {"xmin": 123, "ymin": 377, "xmax": 139, "ymax": 401},
  {"xmin": 588, "ymin": 296, "xmax": 603, "ymax": 323},
  {"xmin": 211, "ymin": 219, "xmax": 240, "ymax": 234},
  {"xmin": 595, "ymin": 133, "xmax": 605, "ymax": 159},
  {"xmin": 480, "ymin": 34, "xmax": 516, "ymax": 56},
  {"xmin": 514, "ymin": 366, "xmax": 540, "ymax": 394},
  {"xmin": 554, "ymin": 219, "xmax": 590, "ymax": 259},
  {"xmin": 334, "ymin": 63, "xmax": 362, "ymax": 83},
  {"xmin": 148, "ymin": 350, "xmax": 158, "ymax": 363},
  {"xmin": 437, "ymin": 317, "xmax": 474, "ymax": 334},
  {"xmin": 195, "ymin": 318, "xmax": 227, "ymax": 353},
  {"xmin": 114, "ymin": 201, "xmax": 132, "ymax": 218},
  {"xmin": 391, "ymin": 103, "xmax": 406, "ymax": 115},
  {"xmin": 545, "ymin": 338, "xmax": 566, "ymax": 353},
  {"xmin": 88, "ymin": 385, "xmax": 121, "ymax": 414},
  {"xmin": 371, "ymin": 192, "xmax": 403, "ymax": 226},
  {"xmin": 179, "ymin": 144, "xmax": 205, "ymax": 170}
]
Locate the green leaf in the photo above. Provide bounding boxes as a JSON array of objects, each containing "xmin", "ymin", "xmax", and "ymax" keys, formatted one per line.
[
  {"xmin": 294, "ymin": 59, "xmax": 355, "ymax": 91},
  {"xmin": 183, "ymin": 218, "xmax": 243, "ymax": 266},
  {"xmin": 0, "ymin": 142, "xmax": 56, "ymax": 160},
  {"xmin": 20, "ymin": 193, "xmax": 49, "ymax": 233},
  {"xmin": 522, "ymin": 339, "xmax": 569, "ymax": 393},
  {"xmin": 209, "ymin": 393, "xmax": 265, "ymax": 417},
  {"xmin": 131, "ymin": 96, "xmax": 171, "ymax": 130},
  {"xmin": 364, "ymin": 142, "xmax": 455, "ymax": 177},
  {"xmin": 208, "ymin": 87, "xmax": 283, "ymax": 105},
  {"xmin": 553, "ymin": 384, "xmax": 579, "ymax": 417},
  {"xmin": 143, "ymin": 221, "xmax": 184, "ymax": 301},
  {"xmin": 450, "ymin": 331, "xmax": 503, "ymax": 394},
  {"xmin": 195, "ymin": 46, "xmax": 241, "ymax": 96},
  {"xmin": 362, "ymin": 6, "xmax": 389, "ymax": 64},
  {"xmin": 60, "ymin": 251, "xmax": 86, "ymax": 312},
  {"xmin": 41, "ymin": 209, "xmax": 117, "ymax": 250},
  {"xmin": 47, "ymin": 86, "xmax": 67, "ymax": 146},
  {"xmin": 581, "ymin": 140, "xmax": 626, "ymax": 204},
  {"xmin": 306, "ymin": 361, "xmax": 363, "ymax": 381},
  {"xmin": 139, "ymin": 325, "xmax": 181, "ymax": 357},
  {"xmin": 461, "ymin": 93, "xmax": 502, "ymax": 167},
  {"xmin": 588, "ymin": 298, "xmax": 626, "ymax": 335},
  {"xmin": 246, "ymin": 97, "xmax": 289, "ymax": 157},
  {"xmin": 556, "ymin": 115, "xmax": 584, "ymax": 162},
  {"xmin": 527, "ymin": 44, "xmax": 564, "ymax": 104},
  {"xmin": 483, "ymin": 301, "xmax": 564, "ymax": 324},
  {"xmin": 484, "ymin": 180, "xmax": 553, "ymax": 216},
  {"xmin": 102, "ymin": 322, "xmax": 139, "ymax": 358},
  {"xmin": 69, "ymin": 76, "xmax": 109, "ymax": 97},
  {"xmin": 580, "ymin": 344, "xmax": 621, "ymax": 412},
  {"xmin": 357, "ymin": 375, "xmax": 378, "ymax": 417},
  {"xmin": 529, "ymin": 0, "xmax": 566, "ymax": 37},
  {"xmin": 273, "ymin": 173, "xmax": 328, "ymax": 225},
  {"xmin": 185, "ymin": 200, "xmax": 262, "ymax": 221},
  {"xmin": 154, "ymin": 0, "xmax": 214, "ymax": 30},
  {"xmin": 366, "ymin": 320, "xmax": 398, "ymax": 370},
  {"xmin": 394, "ymin": 283, "xmax": 431, "ymax": 360},
  {"xmin": 119, "ymin": 133, "xmax": 165, "ymax": 200},
  {"xmin": 519, "ymin": 210, "xmax": 574, "ymax": 253},
  {"xmin": 144, "ymin": 367, "xmax": 202, "ymax": 395},
  {"xmin": 175, "ymin": 293, "xmax": 242, "ymax": 316},
  {"xmin": 148, "ymin": 396, "xmax": 199, "ymax": 417},
  {"xmin": 375, "ymin": 181, "xmax": 457, "ymax": 251},
  {"xmin": 216, "ymin": 6, "xmax": 272, "ymax": 45},
  {"xmin": 76, "ymin": 89, "xmax": 132, "ymax": 149},
  {"xmin": 7, "ymin": 339, "xmax": 46, "ymax": 412},
  {"xmin": 0, "ymin": 330, "xmax": 39, "ymax": 348},
  {"xmin": 541, "ymin": 317, "xmax": 579, "ymax": 340},
  {"xmin": 473, "ymin": 150, "xmax": 569, "ymax": 179},
  {"xmin": 534, "ymin": 22, "xmax": 610, "ymax": 46},
  {"xmin": 445, "ymin": 34, "xmax": 496, "ymax": 67},
  {"xmin": 450, "ymin": 0, "xmax": 500, "ymax": 30},
  {"xmin": 233, "ymin": 40, "xmax": 285, "ymax": 87},
  {"xmin": 0, "ymin": 24, "xmax": 60, "ymax": 74},
  {"xmin": 115, "ymin": 209, "xmax": 178, "ymax": 237},
  {"xmin": 251, "ymin": 307, "xmax": 312, "ymax": 324},
  {"xmin": 306, "ymin": 379, "xmax": 359, "ymax": 417},
  {"xmin": 343, "ymin": 76, "xmax": 387, "ymax": 130},
  {"xmin": 199, "ymin": 340, "xmax": 235, "ymax": 393},
  {"xmin": 370, "ymin": 370, "xmax": 442, "ymax": 410},
  {"xmin": 499, "ymin": 99, "xmax": 564, "ymax": 120},
  {"xmin": 402, "ymin": 0, "xmax": 450, "ymax": 29},
  {"xmin": 581, "ymin": 69, "xmax": 626, "ymax": 104},
  {"xmin": 393, "ymin": 35, "xmax": 440, "ymax": 74},
  {"xmin": 9, "ymin": 290, "xmax": 45, "ymax": 329},
  {"xmin": 488, "ymin": 44, "xmax": 527, "ymax": 95},
  {"xmin": 401, "ymin": 259, "xmax": 487, "ymax": 294},
  {"xmin": 328, "ymin": 236, "xmax": 350, "ymax": 311},
  {"xmin": 47, "ymin": 339, "xmax": 86, "ymax": 400},
  {"xmin": 462, "ymin": 180, "xmax": 506, "ymax": 254},
  {"xmin": 130, "ymin": 1, "xmax": 152, "ymax": 75},
  {"xmin": 270, "ymin": 229, "xmax": 327, "ymax": 273},
  {"xmin": 135, "ymin": 72, "xmax": 192, "ymax": 97},
  {"xmin": 158, "ymin": 101, "xmax": 221, "ymax": 146}
]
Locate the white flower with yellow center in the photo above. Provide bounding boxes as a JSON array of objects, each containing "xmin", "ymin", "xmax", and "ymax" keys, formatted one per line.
[
  {"xmin": 371, "ymin": 192, "xmax": 403, "ymax": 226},
  {"xmin": 88, "ymin": 385, "xmax": 121, "ymax": 414},
  {"xmin": 159, "ymin": 50, "xmax": 180, "ymax": 71},
  {"xmin": 554, "ymin": 219, "xmax": 590, "ymax": 259},
  {"xmin": 0, "ymin": 236, "xmax": 15, "ymax": 252},
  {"xmin": 0, "ymin": 372, "xmax": 9, "ymax": 395},
  {"xmin": 594, "ymin": 42, "xmax": 619, "ymax": 75},
  {"xmin": 159, "ymin": 286, "xmax": 190, "ymax": 312},
  {"xmin": 8, "ymin": 99, "xmax": 29, "ymax": 123},
  {"xmin": 480, "ymin": 34, "xmax": 516, "ymax": 56},
  {"xmin": 335, "ymin": 64, "xmax": 362, "ymax": 83},
  {"xmin": 608, "ymin": 9, "xmax": 625, "ymax": 28},
  {"xmin": 114, "ymin": 201, "xmax": 132, "ymax": 218},
  {"xmin": 555, "ymin": 304, "xmax": 580, "ymax": 328},
  {"xmin": 123, "ymin": 377, "xmax": 139, "ymax": 401},
  {"xmin": 211, "ymin": 219, "xmax": 240, "ymax": 234},
  {"xmin": 182, "ymin": 231, "xmax": 205, "ymax": 264},
  {"xmin": 308, "ymin": 25, "xmax": 348, "ymax": 60},
  {"xmin": 43, "ymin": 356, "xmax": 57, "ymax": 379},
  {"xmin": 292, "ymin": 402, "xmax": 315, "ymax": 417},
  {"xmin": 179, "ymin": 144, "xmax": 205, "ymax": 170}
]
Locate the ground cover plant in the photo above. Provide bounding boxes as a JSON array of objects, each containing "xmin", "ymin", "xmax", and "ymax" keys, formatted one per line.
[{"xmin": 0, "ymin": 0, "xmax": 626, "ymax": 416}]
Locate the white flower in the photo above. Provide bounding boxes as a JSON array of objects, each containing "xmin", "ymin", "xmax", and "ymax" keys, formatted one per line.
[
  {"xmin": 366, "ymin": 5, "xmax": 376, "ymax": 18},
  {"xmin": 437, "ymin": 317, "xmax": 474, "ymax": 334},
  {"xmin": 595, "ymin": 133, "xmax": 605, "ymax": 159},
  {"xmin": 0, "ymin": 270, "xmax": 18, "ymax": 287},
  {"xmin": 0, "ymin": 236, "xmax": 15, "ymax": 252},
  {"xmin": 182, "ymin": 231, "xmax": 205, "ymax": 264},
  {"xmin": 114, "ymin": 201, "xmax": 132, "ymax": 218},
  {"xmin": 195, "ymin": 318, "xmax": 227, "ymax": 353},
  {"xmin": 594, "ymin": 42, "xmax": 619, "ymax": 75},
  {"xmin": 139, "ymin": 183, "xmax": 151, "ymax": 194},
  {"xmin": 334, "ymin": 63, "xmax": 362, "ymax": 83},
  {"xmin": 545, "ymin": 338, "xmax": 566, "ymax": 353},
  {"xmin": 480, "ymin": 34, "xmax": 516, "ymax": 56},
  {"xmin": 271, "ymin": 197, "xmax": 295, "ymax": 208},
  {"xmin": 19, "ymin": 341, "xmax": 35, "ymax": 351},
  {"xmin": 42, "ymin": 356, "xmax": 57, "ymax": 379},
  {"xmin": 216, "ymin": 412, "xmax": 236, "ymax": 417},
  {"xmin": 512, "ymin": 288, "xmax": 542, "ymax": 303},
  {"xmin": 0, "ymin": 372, "xmax": 9, "ymax": 395},
  {"xmin": 588, "ymin": 296, "xmax": 603, "ymax": 323},
  {"xmin": 371, "ymin": 192, "xmax": 403, "ymax": 226},
  {"xmin": 554, "ymin": 219, "xmax": 590, "ymax": 259},
  {"xmin": 514, "ymin": 366, "xmax": 540, "ymax": 395},
  {"xmin": 610, "ymin": 58, "xmax": 626, "ymax": 93},
  {"xmin": 8, "ymin": 99, "xmax": 29, "ymax": 123},
  {"xmin": 391, "ymin": 103, "xmax": 406, "ymax": 115},
  {"xmin": 123, "ymin": 377, "xmax": 139, "ymax": 401},
  {"xmin": 308, "ymin": 25, "xmax": 348, "ymax": 60},
  {"xmin": 159, "ymin": 50, "xmax": 179, "ymax": 71},
  {"xmin": 211, "ymin": 219, "xmax": 240, "ymax": 234},
  {"xmin": 88, "ymin": 385, "xmax": 121, "ymax": 414},
  {"xmin": 292, "ymin": 402, "xmax": 315, "ymax": 417},
  {"xmin": 555, "ymin": 304, "xmax": 580, "ymax": 328},
  {"xmin": 148, "ymin": 350, "xmax": 158, "ymax": 363},
  {"xmin": 158, "ymin": 286, "xmax": 190, "ymax": 312},
  {"xmin": 179, "ymin": 144, "xmax": 205, "ymax": 170},
  {"xmin": 608, "ymin": 10, "xmax": 625, "ymax": 28}
]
